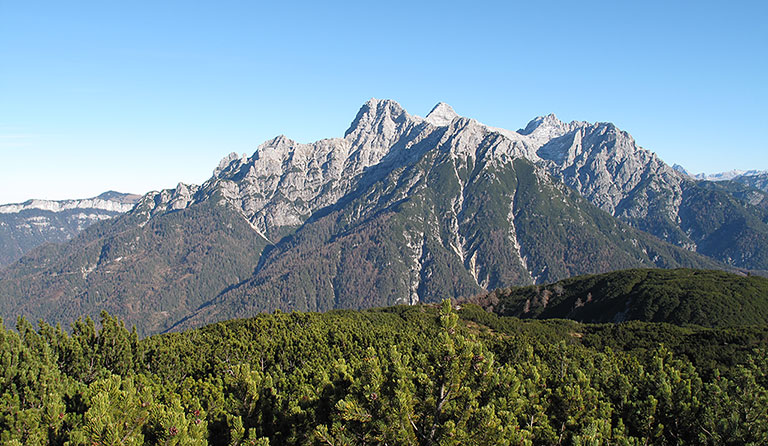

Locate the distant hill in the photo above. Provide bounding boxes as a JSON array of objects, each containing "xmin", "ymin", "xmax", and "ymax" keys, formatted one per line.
[
  {"xmin": 675, "ymin": 166, "xmax": 768, "ymax": 194},
  {"xmin": 483, "ymin": 268, "xmax": 768, "ymax": 327},
  {"xmin": 0, "ymin": 191, "xmax": 140, "ymax": 268},
  {"xmin": 0, "ymin": 196, "xmax": 268, "ymax": 336}
]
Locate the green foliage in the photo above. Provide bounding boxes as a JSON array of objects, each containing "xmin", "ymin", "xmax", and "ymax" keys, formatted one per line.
[
  {"xmin": 487, "ymin": 268, "xmax": 768, "ymax": 327},
  {"xmin": 1, "ymin": 303, "xmax": 767, "ymax": 444}
]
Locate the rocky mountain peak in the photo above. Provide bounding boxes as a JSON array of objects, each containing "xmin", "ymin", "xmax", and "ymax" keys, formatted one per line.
[
  {"xmin": 425, "ymin": 102, "xmax": 459, "ymax": 126},
  {"xmin": 344, "ymin": 98, "xmax": 409, "ymax": 138},
  {"xmin": 672, "ymin": 164, "xmax": 690, "ymax": 176},
  {"xmin": 519, "ymin": 113, "xmax": 566, "ymax": 135},
  {"xmin": 253, "ymin": 135, "xmax": 300, "ymax": 161},
  {"xmin": 122, "ymin": 99, "xmax": 761, "ymax": 270},
  {"xmin": 214, "ymin": 152, "xmax": 247, "ymax": 177}
]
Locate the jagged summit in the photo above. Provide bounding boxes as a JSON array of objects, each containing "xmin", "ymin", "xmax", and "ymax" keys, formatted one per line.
[
  {"xmin": 138, "ymin": 99, "xmax": 683, "ymax": 241},
  {"xmin": 255, "ymin": 135, "xmax": 300, "ymax": 158},
  {"xmin": 214, "ymin": 152, "xmax": 247, "ymax": 176},
  {"xmin": 425, "ymin": 102, "xmax": 459, "ymax": 126},
  {"xmin": 83, "ymin": 100, "xmax": 768, "ymax": 268},
  {"xmin": 518, "ymin": 113, "xmax": 565, "ymax": 135},
  {"xmin": 672, "ymin": 164, "xmax": 690, "ymax": 176},
  {"xmin": 344, "ymin": 98, "xmax": 409, "ymax": 137}
]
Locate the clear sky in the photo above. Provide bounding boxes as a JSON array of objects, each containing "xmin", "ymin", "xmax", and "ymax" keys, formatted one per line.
[{"xmin": 1, "ymin": 0, "xmax": 766, "ymax": 203}]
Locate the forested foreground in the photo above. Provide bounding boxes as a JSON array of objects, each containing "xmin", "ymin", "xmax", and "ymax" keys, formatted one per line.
[{"xmin": 1, "ymin": 302, "xmax": 767, "ymax": 445}]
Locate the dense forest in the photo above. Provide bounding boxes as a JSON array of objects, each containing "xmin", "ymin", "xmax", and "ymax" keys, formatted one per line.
[
  {"xmin": 1, "ymin": 301, "xmax": 766, "ymax": 445},
  {"xmin": 482, "ymin": 268, "xmax": 768, "ymax": 327}
]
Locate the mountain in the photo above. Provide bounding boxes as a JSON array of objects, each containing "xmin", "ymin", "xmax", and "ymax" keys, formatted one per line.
[
  {"xmin": 519, "ymin": 115, "xmax": 768, "ymax": 269},
  {"xmin": 688, "ymin": 169, "xmax": 768, "ymax": 183},
  {"xmin": 732, "ymin": 172, "xmax": 768, "ymax": 193},
  {"xmin": 675, "ymin": 166, "xmax": 768, "ymax": 194},
  {"xmin": 699, "ymin": 170, "xmax": 768, "ymax": 194},
  {"xmin": 485, "ymin": 268, "xmax": 768, "ymax": 327},
  {"xmin": 0, "ymin": 189, "xmax": 269, "ymax": 335},
  {"xmin": 171, "ymin": 106, "xmax": 721, "ymax": 330},
  {"xmin": 0, "ymin": 100, "xmax": 740, "ymax": 335},
  {"xmin": 671, "ymin": 163, "xmax": 690, "ymax": 175},
  {"xmin": 0, "ymin": 191, "xmax": 140, "ymax": 268}
]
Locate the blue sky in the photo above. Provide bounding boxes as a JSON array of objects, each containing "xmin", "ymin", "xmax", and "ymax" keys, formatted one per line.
[{"xmin": 1, "ymin": 0, "xmax": 766, "ymax": 203}]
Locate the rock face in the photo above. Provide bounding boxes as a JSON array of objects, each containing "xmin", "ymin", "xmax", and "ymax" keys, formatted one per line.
[
  {"xmin": 135, "ymin": 99, "xmax": 432, "ymax": 242},
  {"xmin": 190, "ymin": 101, "xmax": 768, "ymax": 270},
  {"xmin": 172, "ymin": 137, "xmax": 718, "ymax": 332},
  {"xmin": 733, "ymin": 172, "xmax": 768, "ymax": 194},
  {"xmin": 0, "ymin": 99, "xmax": 756, "ymax": 335},
  {"xmin": 452, "ymin": 112, "xmax": 768, "ymax": 269},
  {"xmin": 0, "ymin": 191, "xmax": 140, "ymax": 268},
  {"xmin": 530, "ymin": 117, "xmax": 680, "ymax": 216},
  {"xmin": 0, "ymin": 193, "xmax": 138, "ymax": 215},
  {"xmin": 530, "ymin": 122, "xmax": 768, "ymax": 268}
]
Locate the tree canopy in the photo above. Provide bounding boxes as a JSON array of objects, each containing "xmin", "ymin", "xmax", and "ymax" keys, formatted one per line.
[{"xmin": 1, "ymin": 303, "xmax": 766, "ymax": 445}]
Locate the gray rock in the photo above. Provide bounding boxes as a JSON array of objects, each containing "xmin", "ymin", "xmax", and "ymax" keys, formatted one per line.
[{"xmin": 130, "ymin": 99, "xmax": 768, "ymax": 269}]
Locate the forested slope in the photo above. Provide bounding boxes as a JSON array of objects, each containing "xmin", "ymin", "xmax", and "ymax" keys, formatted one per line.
[
  {"xmin": 0, "ymin": 198, "xmax": 268, "ymax": 336},
  {"xmin": 1, "ymin": 302, "xmax": 766, "ymax": 445},
  {"xmin": 485, "ymin": 268, "xmax": 768, "ymax": 327}
]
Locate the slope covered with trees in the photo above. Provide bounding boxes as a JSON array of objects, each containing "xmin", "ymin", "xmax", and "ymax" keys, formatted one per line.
[
  {"xmin": 0, "ymin": 197, "xmax": 268, "ymax": 336},
  {"xmin": 1, "ymin": 302, "xmax": 766, "ymax": 444},
  {"xmin": 0, "ymin": 191, "xmax": 140, "ymax": 268},
  {"xmin": 485, "ymin": 268, "xmax": 768, "ymax": 327}
]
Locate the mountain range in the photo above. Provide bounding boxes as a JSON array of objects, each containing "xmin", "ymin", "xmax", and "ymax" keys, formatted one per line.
[
  {"xmin": 0, "ymin": 191, "xmax": 140, "ymax": 268},
  {"xmin": 673, "ymin": 164, "xmax": 768, "ymax": 190},
  {"xmin": 1, "ymin": 99, "xmax": 767, "ymax": 335}
]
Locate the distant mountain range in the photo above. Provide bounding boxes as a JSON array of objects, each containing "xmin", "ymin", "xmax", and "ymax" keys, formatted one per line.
[
  {"xmin": 0, "ymin": 191, "xmax": 140, "ymax": 267},
  {"xmin": 1, "ymin": 100, "xmax": 766, "ymax": 335},
  {"xmin": 673, "ymin": 164, "xmax": 768, "ymax": 192}
]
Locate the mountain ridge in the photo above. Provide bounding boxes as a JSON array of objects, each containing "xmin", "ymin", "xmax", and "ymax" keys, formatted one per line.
[
  {"xmin": 0, "ymin": 99, "xmax": 760, "ymax": 335},
  {"xmin": 0, "ymin": 191, "xmax": 140, "ymax": 214},
  {"xmin": 0, "ymin": 191, "xmax": 140, "ymax": 268},
  {"xmin": 674, "ymin": 165, "xmax": 768, "ymax": 194}
]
